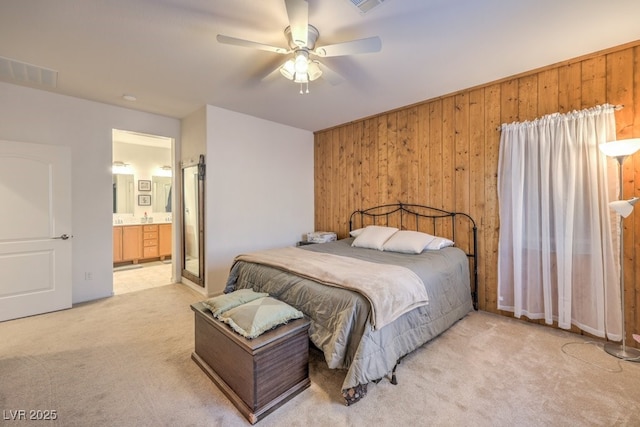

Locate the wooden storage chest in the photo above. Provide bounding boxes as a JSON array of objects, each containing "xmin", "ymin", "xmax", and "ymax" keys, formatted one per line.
[{"xmin": 190, "ymin": 302, "xmax": 310, "ymax": 424}]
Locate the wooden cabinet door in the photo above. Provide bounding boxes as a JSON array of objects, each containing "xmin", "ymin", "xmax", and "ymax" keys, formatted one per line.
[
  {"xmin": 113, "ymin": 226, "xmax": 123, "ymax": 262},
  {"xmin": 122, "ymin": 225, "xmax": 142, "ymax": 261},
  {"xmin": 159, "ymin": 223, "xmax": 172, "ymax": 257}
]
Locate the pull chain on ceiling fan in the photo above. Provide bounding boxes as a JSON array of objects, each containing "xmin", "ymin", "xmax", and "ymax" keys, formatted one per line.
[{"xmin": 216, "ymin": 0, "xmax": 382, "ymax": 94}]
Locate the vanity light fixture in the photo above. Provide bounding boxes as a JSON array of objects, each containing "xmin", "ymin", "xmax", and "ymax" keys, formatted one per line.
[
  {"xmin": 157, "ymin": 165, "xmax": 173, "ymax": 177},
  {"xmin": 112, "ymin": 161, "xmax": 132, "ymax": 174}
]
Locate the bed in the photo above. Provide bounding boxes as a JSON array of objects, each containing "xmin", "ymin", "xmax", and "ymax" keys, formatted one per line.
[{"xmin": 224, "ymin": 203, "xmax": 478, "ymax": 405}]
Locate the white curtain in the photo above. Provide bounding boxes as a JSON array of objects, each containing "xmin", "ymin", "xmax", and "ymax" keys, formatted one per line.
[{"xmin": 497, "ymin": 104, "xmax": 621, "ymax": 340}]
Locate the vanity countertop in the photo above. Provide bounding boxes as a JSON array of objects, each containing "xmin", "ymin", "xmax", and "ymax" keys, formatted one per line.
[{"xmin": 113, "ymin": 218, "xmax": 172, "ymax": 226}]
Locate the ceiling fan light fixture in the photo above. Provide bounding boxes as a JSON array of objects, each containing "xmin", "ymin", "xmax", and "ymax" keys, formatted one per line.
[
  {"xmin": 280, "ymin": 59, "xmax": 296, "ymax": 80},
  {"xmin": 294, "ymin": 50, "xmax": 309, "ymax": 74},
  {"xmin": 293, "ymin": 72, "xmax": 308, "ymax": 84},
  {"xmin": 280, "ymin": 50, "xmax": 320, "ymax": 88},
  {"xmin": 307, "ymin": 61, "xmax": 322, "ymax": 81}
]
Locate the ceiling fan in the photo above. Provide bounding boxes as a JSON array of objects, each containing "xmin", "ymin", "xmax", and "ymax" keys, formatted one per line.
[{"xmin": 216, "ymin": 0, "xmax": 382, "ymax": 94}]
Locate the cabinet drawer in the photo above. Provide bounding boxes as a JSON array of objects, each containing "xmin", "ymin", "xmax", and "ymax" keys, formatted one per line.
[
  {"xmin": 143, "ymin": 232, "xmax": 158, "ymax": 240},
  {"xmin": 143, "ymin": 225, "xmax": 158, "ymax": 232},
  {"xmin": 143, "ymin": 246, "xmax": 159, "ymax": 258},
  {"xmin": 143, "ymin": 239, "xmax": 158, "ymax": 247}
]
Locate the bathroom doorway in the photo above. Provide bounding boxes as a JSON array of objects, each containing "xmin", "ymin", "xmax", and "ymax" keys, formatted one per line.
[{"xmin": 112, "ymin": 129, "xmax": 176, "ymax": 294}]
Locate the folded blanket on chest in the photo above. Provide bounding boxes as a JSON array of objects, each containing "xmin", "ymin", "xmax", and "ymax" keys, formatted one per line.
[{"xmin": 233, "ymin": 247, "xmax": 429, "ymax": 330}]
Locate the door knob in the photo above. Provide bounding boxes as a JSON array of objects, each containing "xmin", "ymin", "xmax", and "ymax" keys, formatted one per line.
[{"xmin": 52, "ymin": 234, "xmax": 71, "ymax": 240}]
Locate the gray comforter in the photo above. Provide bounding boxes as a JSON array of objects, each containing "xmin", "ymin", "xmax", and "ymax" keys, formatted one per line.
[{"xmin": 224, "ymin": 238, "xmax": 473, "ymax": 397}]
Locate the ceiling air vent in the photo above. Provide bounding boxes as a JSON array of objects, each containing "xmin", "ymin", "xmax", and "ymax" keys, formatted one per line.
[
  {"xmin": 0, "ymin": 56, "xmax": 58, "ymax": 88},
  {"xmin": 348, "ymin": 0, "xmax": 388, "ymax": 15}
]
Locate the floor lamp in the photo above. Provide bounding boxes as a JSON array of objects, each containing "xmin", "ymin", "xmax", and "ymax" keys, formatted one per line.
[{"xmin": 599, "ymin": 138, "xmax": 640, "ymax": 362}]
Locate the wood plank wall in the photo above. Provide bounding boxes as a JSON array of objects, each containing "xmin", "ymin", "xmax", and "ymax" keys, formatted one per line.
[{"xmin": 313, "ymin": 40, "xmax": 640, "ymax": 347}]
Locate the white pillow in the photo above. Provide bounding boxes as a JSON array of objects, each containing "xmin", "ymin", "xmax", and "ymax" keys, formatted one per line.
[
  {"xmin": 425, "ymin": 236, "xmax": 455, "ymax": 250},
  {"xmin": 349, "ymin": 228, "xmax": 365, "ymax": 237},
  {"xmin": 382, "ymin": 230, "xmax": 435, "ymax": 254},
  {"xmin": 351, "ymin": 225, "xmax": 399, "ymax": 250}
]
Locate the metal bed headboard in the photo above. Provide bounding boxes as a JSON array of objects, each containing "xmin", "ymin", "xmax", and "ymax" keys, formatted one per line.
[{"xmin": 348, "ymin": 202, "xmax": 478, "ymax": 310}]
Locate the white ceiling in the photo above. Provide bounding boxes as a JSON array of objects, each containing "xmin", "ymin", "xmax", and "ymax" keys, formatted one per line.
[{"xmin": 2, "ymin": 0, "xmax": 640, "ymax": 132}]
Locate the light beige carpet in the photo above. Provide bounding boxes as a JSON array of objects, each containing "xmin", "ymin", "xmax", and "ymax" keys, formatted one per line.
[{"xmin": 1, "ymin": 284, "xmax": 639, "ymax": 427}]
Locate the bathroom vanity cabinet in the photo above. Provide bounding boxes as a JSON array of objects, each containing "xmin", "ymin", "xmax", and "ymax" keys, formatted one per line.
[{"xmin": 113, "ymin": 223, "xmax": 171, "ymax": 265}]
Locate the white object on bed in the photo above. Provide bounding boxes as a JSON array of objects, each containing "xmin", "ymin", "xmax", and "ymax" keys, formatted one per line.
[
  {"xmin": 352, "ymin": 227, "xmax": 455, "ymax": 253},
  {"xmin": 382, "ymin": 230, "xmax": 435, "ymax": 254},
  {"xmin": 350, "ymin": 225, "xmax": 398, "ymax": 250},
  {"xmin": 349, "ymin": 228, "xmax": 364, "ymax": 237},
  {"xmin": 425, "ymin": 236, "xmax": 454, "ymax": 250}
]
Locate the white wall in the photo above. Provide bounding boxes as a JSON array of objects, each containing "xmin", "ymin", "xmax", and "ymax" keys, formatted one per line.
[
  {"xmin": 204, "ymin": 105, "xmax": 314, "ymax": 295},
  {"xmin": 181, "ymin": 106, "xmax": 206, "ymax": 166},
  {"xmin": 0, "ymin": 81, "xmax": 180, "ymax": 303}
]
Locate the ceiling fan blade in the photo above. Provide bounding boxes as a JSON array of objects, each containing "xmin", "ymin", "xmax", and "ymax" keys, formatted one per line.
[
  {"xmin": 285, "ymin": 0, "xmax": 309, "ymax": 47},
  {"xmin": 317, "ymin": 61, "xmax": 345, "ymax": 86},
  {"xmin": 217, "ymin": 34, "xmax": 289, "ymax": 54},
  {"xmin": 314, "ymin": 36, "xmax": 382, "ymax": 57}
]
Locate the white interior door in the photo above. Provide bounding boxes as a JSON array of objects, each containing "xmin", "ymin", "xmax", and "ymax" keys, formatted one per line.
[{"xmin": 0, "ymin": 140, "xmax": 72, "ymax": 322}]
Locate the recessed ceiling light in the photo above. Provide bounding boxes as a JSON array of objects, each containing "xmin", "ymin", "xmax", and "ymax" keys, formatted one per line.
[{"xmin": 122, "ymin": 94, "xmax": 137, "ymax": 101}]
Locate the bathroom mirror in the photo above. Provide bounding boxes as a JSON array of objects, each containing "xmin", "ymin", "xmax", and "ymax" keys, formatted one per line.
[
  {"xmin": 113, "ymin": 173, "xmax": 134, "ymax": 214},
  {"xmin": 152, "ymin": 176, "xmax": 172, "ymax": 213},
  {"xmin": 181, "ymin": 155, "xmax": 205, "ymax": 286}
]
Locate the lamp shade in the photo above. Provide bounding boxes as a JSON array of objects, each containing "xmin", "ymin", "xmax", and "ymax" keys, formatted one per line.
[
  {"xmin": 599, "ymin": 138, "xmax": 640, "ymax": 158},
  {"xmin": 294, "ymin": 51, "xmax": 308, "ymax": 74},
  {"xmin": 609, "ymin": 197, "xmax": 639, "ymax": 218},
  {"xmin": 280, "ymin": 51, "xmax": 314, "ymax": 84},
  {"xmin": 293, "ymin": 72, "xmax": 309, "ymax": 84},
  {"xmin": 280, "ymin": 59, "xmax": 295, "ymax": 80},
  {"xmin": 307, "ymin": 61, "xmax": 322, "ymax": 81}
]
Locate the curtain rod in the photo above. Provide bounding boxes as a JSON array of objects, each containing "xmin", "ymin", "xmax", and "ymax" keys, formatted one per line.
[{"xmin": 495, "ymin": 104, "xmax": 624, "ymax": 131}]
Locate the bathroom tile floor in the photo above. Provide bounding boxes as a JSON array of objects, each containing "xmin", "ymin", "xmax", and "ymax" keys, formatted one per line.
[{"xmin": 113, "ymin": 261, "xmax": 174, "ymax": 295}]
